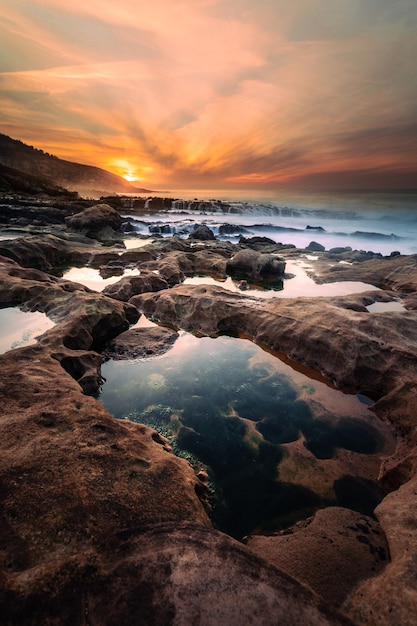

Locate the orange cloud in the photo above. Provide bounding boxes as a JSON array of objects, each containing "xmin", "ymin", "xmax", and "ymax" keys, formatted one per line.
[{"xmin": 1, "ymin": 0, "xmax": 416, "ymax": 190}]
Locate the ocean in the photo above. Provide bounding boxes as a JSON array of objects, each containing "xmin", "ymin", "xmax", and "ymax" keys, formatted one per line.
[{"xmin": 123, "ymin": 188, "xmax": 417, "ymax": 256}]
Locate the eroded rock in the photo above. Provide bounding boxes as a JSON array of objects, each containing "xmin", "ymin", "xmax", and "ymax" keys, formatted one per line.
[
  {"xmin": 0, "ymin": 256, "xmax": 138, "ymax": 393},
  {"xmin": 65, "ymin": 203, "xmax": 122, "ymax": 241},
  {"xmin": 2, "ymin": 226, "xmax": 417, "ymax": 624},
  {"xmin": 102, "ymin": 272, "xmax": 169, "ymax": 301},
  {"xmin": 246, "ymin": 507, "xmax": 389, "ymax": 608},
  {"xmin": 226, "ymin": 248, "xmax": 286, "ymax": 281},
  {"xmin": 103, "ymin": 326, "xmax": 179, "ymax": 360}
]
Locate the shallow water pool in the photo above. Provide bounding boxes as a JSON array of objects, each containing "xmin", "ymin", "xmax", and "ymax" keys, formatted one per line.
[
  {"xmin": 100, "ymin": 332, "xmax": 395, "ymax": 538},
  {"xmin": 184, "ymin": 260, "xmax": 379, "ymax": 299},
  {"xmin": 62, "ymin": 267, "xmax": 140, "ymax": 291},
  {"xmin": 0, "ymin": 307, "xmax": 55, "ymax": 354}
]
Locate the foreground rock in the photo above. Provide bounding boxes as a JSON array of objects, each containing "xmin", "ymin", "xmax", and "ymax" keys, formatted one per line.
[
  {"xmin": 246, "ymin": 507, "xmax": 389, "ymax": 608},
  {"xmin": 0, "ymin": 345, "xmax": 212, "ymax": 625},
  {"xmin": 343, "ymin": 477, "xmax": 417, "ymax": 625}
]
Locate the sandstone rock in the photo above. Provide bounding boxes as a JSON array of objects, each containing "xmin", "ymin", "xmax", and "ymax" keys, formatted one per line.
[
  {"xmin": 103, "ymin": 326, "xmax": 179, "ymax": 360},
  {"xmin": 0, "ymin": 253, "xmax": 356, "ymax": 626},
  {"xmin": 219, "ymin": 223, "xmax": 251, "ymax": 236},
  {"xmin": 0, "ymin": 234, "xmax": 90, "ymax": 271},
  {"xmin": 90, "ymin": 248, "xmax": 156, "ymax": 268},
  {"xmin": 0, "ymin": 349, "xmax": 212, "ymax": 625},
  {"xmin": 0, "ymin": 257, "xmax": 138, "ymax": 393},
  {"xmin": 65, "ymin": 203, "xmax": 122, "ymax": 240},
  {"xmin": 139, "ymin": 248, "xmax": 230, "ymax": 286},
  {"xmin": 343, "ymin": 476, "xmax": 417, "ymax": 625},
  {"xmin": 3, "ymin": 224, "xmax": 417, "ymax": 624},
  {"xmin": 132, "ymin": 278, "xmax": 417, "ymax": 623},
  {"xmin": 99, "ymin": 262, "xmax": 124, "ymax": 279},
  {"xmin": 239, "ymin": 235, "xmax": 278, "ymax": 247},
  {"xmin": 246, "ymin": 507, "xmax": 389, "ymax": 608},
  {"xmin": 191, "ymin": 249, "xmax": 228, "ymax": 276},
  {"xmin": 102, "ymin": 272, "xmax": 169, "ymax": 302},
  {"xmin": 82, "ymin": 523, "xmax": 355, "ymax": 626},
  {"xmin": 134, "ymin": 284, "xmax": 417, "ymax": 403},
  {"xmin": 327, "ymin": 247, "xmax": 353, "ymax": 255},
  {"xmin": 315, "ymin": 254, "xmax": 417, "ymax": 292},
  {"xmin": 145, "ymin": 196, "xmax": 171, "ymax": 210}
]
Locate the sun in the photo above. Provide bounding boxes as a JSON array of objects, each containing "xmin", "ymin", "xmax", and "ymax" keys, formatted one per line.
[
  {"xmin": 110, "ymin": 159, "xmax": 140, "ymax": 183},
  {"xmin": 123, "ymin": 173, "xmax": 138, "ymax": 182}
]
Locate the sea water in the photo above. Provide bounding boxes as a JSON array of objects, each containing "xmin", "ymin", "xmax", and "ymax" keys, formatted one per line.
[
  {"xmin": 123, "ymin": 188, "xmax": 417, "ymax": 256},
  {"xmin": 100, "ymin": 332, "xmax": 395, "ymax": 538}
]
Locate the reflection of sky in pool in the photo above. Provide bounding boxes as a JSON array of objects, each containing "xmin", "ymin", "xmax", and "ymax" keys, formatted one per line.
[
  {"xmin": 62, "ymin": 267, "xmax": 140, "ymax": 291},
  {"xmin": 100, "ymin": 333, "xmax": 395, "ymax": 538},
  {"xmin": 184, "ymin": 260, "xmax": 379, "ymax": 299},
  {"xmin": 0, "ymin": 307, "xmax": 55, "ymax": 354},
  {"xmin": 366, "ymin": 301, "xmax": 406, "ymax": 312},
  {"xmin": 122, "ymin": 237, "xmax": 155, "ymax": 250}
]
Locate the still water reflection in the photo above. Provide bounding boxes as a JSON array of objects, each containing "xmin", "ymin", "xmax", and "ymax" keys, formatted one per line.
[
  {"xmin": 100, "ymin": 333, "xmax": 395, "ymax": 538},
  {"xmin": 0, "ymin": 307, "xmax": 55, "ymax": 354}
]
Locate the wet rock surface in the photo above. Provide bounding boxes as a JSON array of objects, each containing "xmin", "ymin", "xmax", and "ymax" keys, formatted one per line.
[
  {"xmin": 1, "ymin": 201, "xmax": 417, "ymax": 625},
  {"xmin": 226, "ymin": 247, "xmax": 286, "ymax": 281},
  {"xmin": 102, "ymin": 272, "xmax": 169, "ymax": 301},
  {"xmin": 246, "ymin": 507, "xmax": 389, "ymax": 608},
  {"xmin": 103, "ymin": 325, "xmax": 179, "ymax": 360},
  {"xmin": 65, "ymin": 203, "xmax": 123, "ymax": 241}
]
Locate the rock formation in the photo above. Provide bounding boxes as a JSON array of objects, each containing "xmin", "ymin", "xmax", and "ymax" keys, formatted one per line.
[
  {"xmin": 2, "ymin": 200, "xmax": 417, "ymax": 625},
  {"xmin": 65, "ymin": 203, "xmax": 123, "ymax": 241},
  {"xmin": 226, "ymin": 248, "xmax": 286, "ymax": 281}
]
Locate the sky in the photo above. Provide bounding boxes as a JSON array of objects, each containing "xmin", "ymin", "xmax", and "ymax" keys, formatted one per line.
[{"xmin": 1, "ymin": 0, "xmax": 416, "ymax": 191}]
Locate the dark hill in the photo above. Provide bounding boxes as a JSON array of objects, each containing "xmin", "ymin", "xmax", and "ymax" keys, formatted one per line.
[
  {"xmin": 0, "ymin": 162, "xmax": 78, "ymax": 198},
  {"xmin": 0, "ymin": 134, "xmax": 152, "ymax": 198}
]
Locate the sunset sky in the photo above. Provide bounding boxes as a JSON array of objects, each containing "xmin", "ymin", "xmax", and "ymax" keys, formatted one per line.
[{"xmin": 1, "ymin": 0, "xmax": 416, "ymax": 191}]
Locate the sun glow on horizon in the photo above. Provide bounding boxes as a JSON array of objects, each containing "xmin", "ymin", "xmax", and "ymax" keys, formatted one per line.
[
  {"xmin": 108, "ymin": 158, "xmax": 150, "ymax": 183},
  {"xmin": 1, "ymin": 0, "xmax": 416, "ymax": 190},
  {"xmin": 123, "ymin": 173, "xmax": 138, "ymax": 182}
]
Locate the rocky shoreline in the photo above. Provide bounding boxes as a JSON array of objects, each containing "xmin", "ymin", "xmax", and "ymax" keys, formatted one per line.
[{"xmin": 1, "ymin": 199, "xmax": 417, "ymax": 624}]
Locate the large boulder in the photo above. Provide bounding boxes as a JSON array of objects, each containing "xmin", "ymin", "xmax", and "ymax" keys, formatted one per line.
[
  {"xmin": 226, "ymin": 248, "xmax": 286, "ymax": 281},
  {"xmin": 188, "ymin": 224, "xmax": 216, "ymax": 241},
  {"xmin": 65, "ymin": 203, "xmax": 122, "ymax": 240}
]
